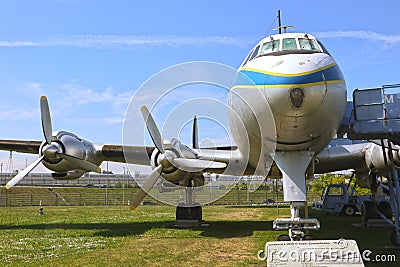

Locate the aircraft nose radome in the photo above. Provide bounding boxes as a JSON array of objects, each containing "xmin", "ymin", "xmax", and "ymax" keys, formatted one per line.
[{"xmin": 265, "ymin": 61, "xmax": 329, "ymax": 118}]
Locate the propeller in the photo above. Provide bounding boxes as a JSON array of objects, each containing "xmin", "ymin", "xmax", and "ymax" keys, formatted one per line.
[
  {"xmin": 141, "ymin": 106, "xmax": 164, "ymax": 153},
  {"xmin": 5, "ymin": 156, "xmax": 44, "ymax": 189},
  {"xmin": 192, "ymin": 116, "xmax": 199, "ymax": 149},
  {"xmin": 130, "ymin": 165, "xmax": 162, "ymax": 210},
  {"xmin": 5, "ymin": 96, "xmax": 101, "ymax": 189},
  {"xmin": 130, "ymin": 106, "xmax": 226, "ymax": 210},
  {"xmin": 40, "ymin": 96, "xmax": 53, "ymax": 144}
]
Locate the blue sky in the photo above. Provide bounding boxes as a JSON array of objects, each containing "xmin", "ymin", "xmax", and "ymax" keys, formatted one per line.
[{"xmin": 1, "ymin": 0, "xmax": 400, "ymax": 173}]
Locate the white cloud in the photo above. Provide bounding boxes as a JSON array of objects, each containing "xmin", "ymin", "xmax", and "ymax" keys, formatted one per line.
[
  {"xmin": 23, "ymin": 81, "xmax": 44, "ymax": 96},
  {"xmin": 0, "ymin": 35, "xmax": 254, "ymax": 49},
  {"xmin": 73, "ymin": 116, "xmax": 125, "ymax": 126},
  {"xmin": 0, "ymin": 108, "xmax": 39, "ymax": 121},
  {"xmin": 314, "ymin": 30, "xmax": 400, "ymax": 46},
  {"xmin": 56, "ymin": 84, "xmax": 131, "ymax": 106}
]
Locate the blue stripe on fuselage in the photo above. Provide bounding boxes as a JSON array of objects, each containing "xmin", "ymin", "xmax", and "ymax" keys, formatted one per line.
[{"xmin": 234, "ymin": 64, "xmax": 344, "ymax": 87}]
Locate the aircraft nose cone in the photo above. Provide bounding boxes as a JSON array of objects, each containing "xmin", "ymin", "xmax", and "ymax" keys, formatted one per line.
[{"xmin": 266, "ymin": 59, "xmax": 328, "ymax": 117}]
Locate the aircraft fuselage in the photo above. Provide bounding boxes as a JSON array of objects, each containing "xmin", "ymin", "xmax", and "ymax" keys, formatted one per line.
[{"xmin": 229, "ymin": 33, "xmax": 347, "ymax": 173}]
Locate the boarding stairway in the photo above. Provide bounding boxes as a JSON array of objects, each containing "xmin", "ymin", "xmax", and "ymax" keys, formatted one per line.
[{"xmin": 348, "ymin": 84, "xmax": 400, "ymax": 246}]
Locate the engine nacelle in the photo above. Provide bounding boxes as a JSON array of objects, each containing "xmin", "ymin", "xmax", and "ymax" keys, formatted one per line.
[
  {"xmin": 40, "ymin": 131, "xmax": 100, "ymax": 174},
  {"xmin": 365, "ymin": 143, "xmax": 400, "ymax": 175},
  {"xmin": 52, "ymin": 170, "xmax": 86, "ymax": 180}
]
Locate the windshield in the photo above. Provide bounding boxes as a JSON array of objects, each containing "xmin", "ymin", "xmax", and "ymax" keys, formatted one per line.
[
  {"xmin": 299, "ymin": 38, "xmax": 319, "ymax": 51},
  {"xmin": 260, "ymin": 40, "xmax": 280, "ymax": 55},
  {"xmin": 242, "ymin": 35, "xmax": 328, "ymax": 66},
  {"xmin": 282, "ymin": 38, "xmax": 297, "ymax": 50}
]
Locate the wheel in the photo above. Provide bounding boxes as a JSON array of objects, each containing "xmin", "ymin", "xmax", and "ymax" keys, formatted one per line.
[
  {"xmin": 378, "ymin": 201, "xmax": 392, "ymax": 219},
  {"xmin": 277, "ymin": 234, "xmax": 290, "ymax": 241},
  {"xmin": 304, "ymin": 234, "xmax": 317, "ymax": 240},
  {"xmin": 390, "ymin": 230, "xmax": 400, "ymax": 246},
  {"xmin": 343, "ymin": 205, "xmax": 356, "ymax": 216},
  {"xmin": 361, "ymin": 201, "xmax": 376, "ymax": 225}
]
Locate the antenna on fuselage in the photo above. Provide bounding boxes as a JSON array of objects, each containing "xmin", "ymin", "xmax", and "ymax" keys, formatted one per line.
[
  {"xmin": 274, "ymin": 10, "xmax": 295, "ymax": 34},
  {"xmin": 278, "ymin": 10, "xmax": 282, "ymax": 34}
]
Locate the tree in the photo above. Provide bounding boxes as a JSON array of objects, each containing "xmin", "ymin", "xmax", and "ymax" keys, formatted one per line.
[{"xmin": 309, "ymin": 173, "xmax": 370, "ymax": 196}]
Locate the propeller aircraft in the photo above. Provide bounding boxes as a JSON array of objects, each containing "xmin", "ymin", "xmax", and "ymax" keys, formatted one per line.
[{"xmin": 1, "ymin": 15, "xmax": 399, "ymax": 242}]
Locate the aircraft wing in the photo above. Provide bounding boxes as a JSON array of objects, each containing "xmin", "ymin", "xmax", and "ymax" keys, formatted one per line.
[
  {"xmin": 313, "ymin": 139, "xmax": 400, "ymax": 188},
  {"xmin": 0, "ymin": 139, "xmax": 234, "ymax": 170},
  {"xmin": 314, "ymin": 142, "xmax": 368, "ymax": 174},
  {"xmin": 0, "ymin": 138, "xmax": 382, "ymax": 176},
  {"xmin": 0, "ymin": 140, "xmax": 41, "ymax": 154},
  {"xmin": 100, "ymin": 144, "xmax": 154, "ymax": 165}
]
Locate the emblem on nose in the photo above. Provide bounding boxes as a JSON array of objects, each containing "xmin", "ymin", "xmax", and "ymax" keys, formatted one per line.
[{"xmin": 289, "ymin": 87, "xmax": 305, "ymax": 108}]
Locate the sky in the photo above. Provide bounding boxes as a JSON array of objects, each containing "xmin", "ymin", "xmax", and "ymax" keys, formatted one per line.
[{"xmin": 0, "ymin": 0, "xmax": 400, "ymax": 173}]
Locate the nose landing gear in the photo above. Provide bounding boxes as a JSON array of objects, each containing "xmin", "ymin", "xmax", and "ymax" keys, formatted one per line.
[{"xmin": 273, "ymin": 201, "xmax": 320, "ymax": 241}]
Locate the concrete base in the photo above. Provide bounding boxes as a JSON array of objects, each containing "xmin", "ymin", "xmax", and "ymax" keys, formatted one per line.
[{"xmin": 174, "ymin": 205, "xmax": 208, "ymax": 228}]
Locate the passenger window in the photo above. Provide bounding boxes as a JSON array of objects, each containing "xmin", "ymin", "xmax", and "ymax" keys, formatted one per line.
[
  {"xmin": 299, "ymin": 38, "xmax": 319, "ymax": 51},
  {"xmin": 282, "ymin": 38, "xmax": 297, "ymax": 50},
  {"xmin": 248, "ymin": 45, "xmax": 260, "ymax": 61},
  {"xmin": 260, "ymin": 40, "xmax": 280, "ymax": 55}
]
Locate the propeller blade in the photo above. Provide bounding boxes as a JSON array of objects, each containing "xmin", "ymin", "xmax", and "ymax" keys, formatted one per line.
[
  {"xmin": 130, "ymin": 165, "xmax": 162, "ymax": 210},
  {"xmin": 40, "ymin": 96, "xmax": 53, "ymax": 144},
  {"xmin": 172, "ymin": 158, "xmax": 226, "ymax": 172},
  {"xmin": 6, "ymin": 155, "xmax": 44, "ymax": 189},
  {"xmin": 192, "ymin": 116, "xmax": 199, "ymax": 149},
  {"xmin": 58, "ymin": 154, "xmax": 101, "ymax": 173},
  {"xmin": 141, "ymin": 106, "xmax": 164, "ymax": 153}
]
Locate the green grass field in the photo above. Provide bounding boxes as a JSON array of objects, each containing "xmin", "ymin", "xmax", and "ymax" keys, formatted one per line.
[{"xmin": 0, "ymin": 205, "xmax": 399, "ymax": 267}]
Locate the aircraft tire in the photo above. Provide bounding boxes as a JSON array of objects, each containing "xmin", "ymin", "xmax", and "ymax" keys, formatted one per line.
[{"xmin": 277, "ymin": 234, "xmax": 290, "ymax": 241}]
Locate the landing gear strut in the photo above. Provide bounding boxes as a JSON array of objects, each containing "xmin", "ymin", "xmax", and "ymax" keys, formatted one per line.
[{"xmin": 272, "ymin": 151, "xmax": 320, "ymax": 240}]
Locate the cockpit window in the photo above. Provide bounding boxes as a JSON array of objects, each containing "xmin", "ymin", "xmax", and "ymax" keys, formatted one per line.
[
  {"xmin": 242, "ymin": 35, "xmax": 329, "ymax": 64},
  {"xmin": 299, "ymin": 38, "xmax": 319, "ymax": 51},
  {"xmin": 260, "ymin": 40, "xmax": 280, "ymax": 55},
  {"xmin": 248, "ymin": 45, "xmax": 260, "ymax": 61},
  {"xmin": 317, "ymin": 40, "xmax": 332, "ymax": 56},
  {"xmin": 240, "ymin": 45, "xmax": 260, "ymax": 67},
  {"xmin": 282, "ymin": 38, "xmax": 297, "ymax": 50},
  {"xmin": 241, "ymin": 48, "xmax": 254, "ymax": 66}
]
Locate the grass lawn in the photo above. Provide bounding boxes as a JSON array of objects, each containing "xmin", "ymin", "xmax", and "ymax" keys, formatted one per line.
[{"xmin": 0, "ymin": 205, "xmax": 399, "ymax": 266}]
